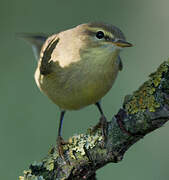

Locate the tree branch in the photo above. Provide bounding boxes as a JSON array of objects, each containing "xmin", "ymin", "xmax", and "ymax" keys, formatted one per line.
[{"xmin": 19, "ymin": 60, "xmax": 169, "ymax": 180}]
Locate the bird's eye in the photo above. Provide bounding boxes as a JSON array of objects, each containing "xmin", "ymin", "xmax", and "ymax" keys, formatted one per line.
[{"xmin": 96, "ymin": 31, "xmax": 104, "ymax": 39}]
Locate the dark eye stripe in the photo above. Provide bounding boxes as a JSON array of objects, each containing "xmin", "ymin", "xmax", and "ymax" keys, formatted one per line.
[
  {"xmin": 104, "ymin": 36, "xmax": 115, "ymax": 42},
  {"xmin": 104, "ymin": 36, "xmax": 110, "ymax": 40}
]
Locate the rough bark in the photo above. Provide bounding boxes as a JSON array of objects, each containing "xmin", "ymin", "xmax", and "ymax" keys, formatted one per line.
[{"xmin": 19, "ymin": 60, "xmax": 169, "ymax": 180}]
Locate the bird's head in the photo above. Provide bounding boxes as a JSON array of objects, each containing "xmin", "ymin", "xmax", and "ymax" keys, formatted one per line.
[{"xmin": 74, "ymin": 22, "xmax": 133, "ymax": 58}]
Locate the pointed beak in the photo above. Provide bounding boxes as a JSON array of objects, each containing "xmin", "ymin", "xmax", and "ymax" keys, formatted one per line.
[{"xmin": 113, "ymin": 39, "xmax": 133, "ymax": 48}]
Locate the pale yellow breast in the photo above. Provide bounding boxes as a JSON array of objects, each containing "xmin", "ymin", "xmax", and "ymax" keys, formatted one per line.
[{"xmin": 34, "ymin": 48, "xmax": 120, "ymax": 110}]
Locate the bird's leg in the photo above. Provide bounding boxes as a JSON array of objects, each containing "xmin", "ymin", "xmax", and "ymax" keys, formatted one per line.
[
  {"xmin": 92, "ymin": 102, "xmax": 108, "ymax": 143},
  {"xmin": 57, "ymin": 110, "xmax": 68, "ymax": 160}
]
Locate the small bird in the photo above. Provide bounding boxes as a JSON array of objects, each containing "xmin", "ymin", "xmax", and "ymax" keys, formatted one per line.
[{"xmin": 20, "ymin": 22, "xmax": 132, "ymax": 160}]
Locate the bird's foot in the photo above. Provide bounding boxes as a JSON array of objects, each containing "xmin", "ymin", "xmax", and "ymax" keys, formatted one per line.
[
  {"xmin": 91, "ymin": 115, "xmax": 108, "ymax": 147},
  {"xmin": 57, "ymin": 136, "xmax": 70, "ymax": 164}
]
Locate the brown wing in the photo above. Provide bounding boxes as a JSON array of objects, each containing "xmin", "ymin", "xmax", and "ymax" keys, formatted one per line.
[{"xmin": 40, "ymin": 37, "xmax": 60, "ymax": 75}]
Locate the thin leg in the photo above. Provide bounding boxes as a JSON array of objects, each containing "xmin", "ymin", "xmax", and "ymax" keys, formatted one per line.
[
  {"xmin": 95, "ymin": 102, "xmax": 104, "ymax": 115},
  {"xmin": 58, "ymin": 110, "xmax": 66, "ymax": 137},
  {"xmin": 93, "ymin": 102, "xmax": 108, "ymax": 143},
  {"xmin": 57, "ymin": 110, "xmax": 67, "ymax": 160}
]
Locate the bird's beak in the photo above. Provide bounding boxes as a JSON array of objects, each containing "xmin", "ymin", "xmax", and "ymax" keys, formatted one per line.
[{"xmin": 113, "ymin": 39, "xmax": 133, "ymax": 48}]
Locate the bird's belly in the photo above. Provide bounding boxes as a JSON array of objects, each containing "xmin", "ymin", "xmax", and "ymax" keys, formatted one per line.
[
  {"xmin": 59, "ymin": 79, "xmax": 113, "ymax": 110},
  {"xmin": 35, "ymin": 63, "xmax": 119, "ymax": 110}
]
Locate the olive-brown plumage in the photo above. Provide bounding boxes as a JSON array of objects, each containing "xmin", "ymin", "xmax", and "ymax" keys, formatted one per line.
[{"xmin": 20, "ymin": 22, "xmax": 132, "ymax": 161}]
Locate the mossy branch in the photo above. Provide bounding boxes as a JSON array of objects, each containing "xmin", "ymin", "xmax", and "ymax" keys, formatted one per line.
[{"xmin": 19, "ymin": 60, "xmax": 169, "ymax": 180}]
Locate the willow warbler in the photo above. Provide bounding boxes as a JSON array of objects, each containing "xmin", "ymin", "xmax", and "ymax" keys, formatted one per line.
[{"xmin": 20, "ymin": 22, "xmax": 132, "ymax": 159}]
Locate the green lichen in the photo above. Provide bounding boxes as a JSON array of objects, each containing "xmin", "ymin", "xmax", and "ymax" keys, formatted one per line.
[
  {"xmin": 44, "ymin": 157, "xmax": 54, "ymax": 171},
  {"xmin": 125, "ymin": 60, "xmax": 169, "ymax": 114},
  {"xmin": 67, "ymin": 131, "xmax": 103, "ymax": 159},
  {"xmin": 19, "ymin": 175, "xmax": 24, "ymax": 180},
  {"xmin": 20, "ymin": 170, "xmax": 45, "ymax": 180}
]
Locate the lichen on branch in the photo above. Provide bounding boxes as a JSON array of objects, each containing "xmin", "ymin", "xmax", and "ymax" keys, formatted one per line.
[
  {"xmin": 20, "ymin": 59, "xmax": 169, "ymax": 180},
  {"xmin": 125, "ymin": 60, "xmax": 169, "ymax": 114}
]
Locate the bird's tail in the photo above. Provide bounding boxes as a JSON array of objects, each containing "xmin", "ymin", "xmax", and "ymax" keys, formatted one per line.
[{"xmin": 17, "ymin": 33, "xmax": 48, "ymax": 61}]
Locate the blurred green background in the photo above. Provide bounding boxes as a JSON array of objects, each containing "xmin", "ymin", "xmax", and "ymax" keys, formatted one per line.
[{"xmin": 1, "ymin": 0, "xmax": 169, "ymax": 179}]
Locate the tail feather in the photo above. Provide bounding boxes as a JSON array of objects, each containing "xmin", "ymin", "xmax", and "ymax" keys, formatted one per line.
[{"xmin": 17, "ymin": 33, "xmax": 48, "ymax": 60}]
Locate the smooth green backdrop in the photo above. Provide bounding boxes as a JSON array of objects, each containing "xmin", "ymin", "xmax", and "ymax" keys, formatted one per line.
[{"xmin": 1, "ymin": 0, "xmax": 169, "ymax": 179}]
